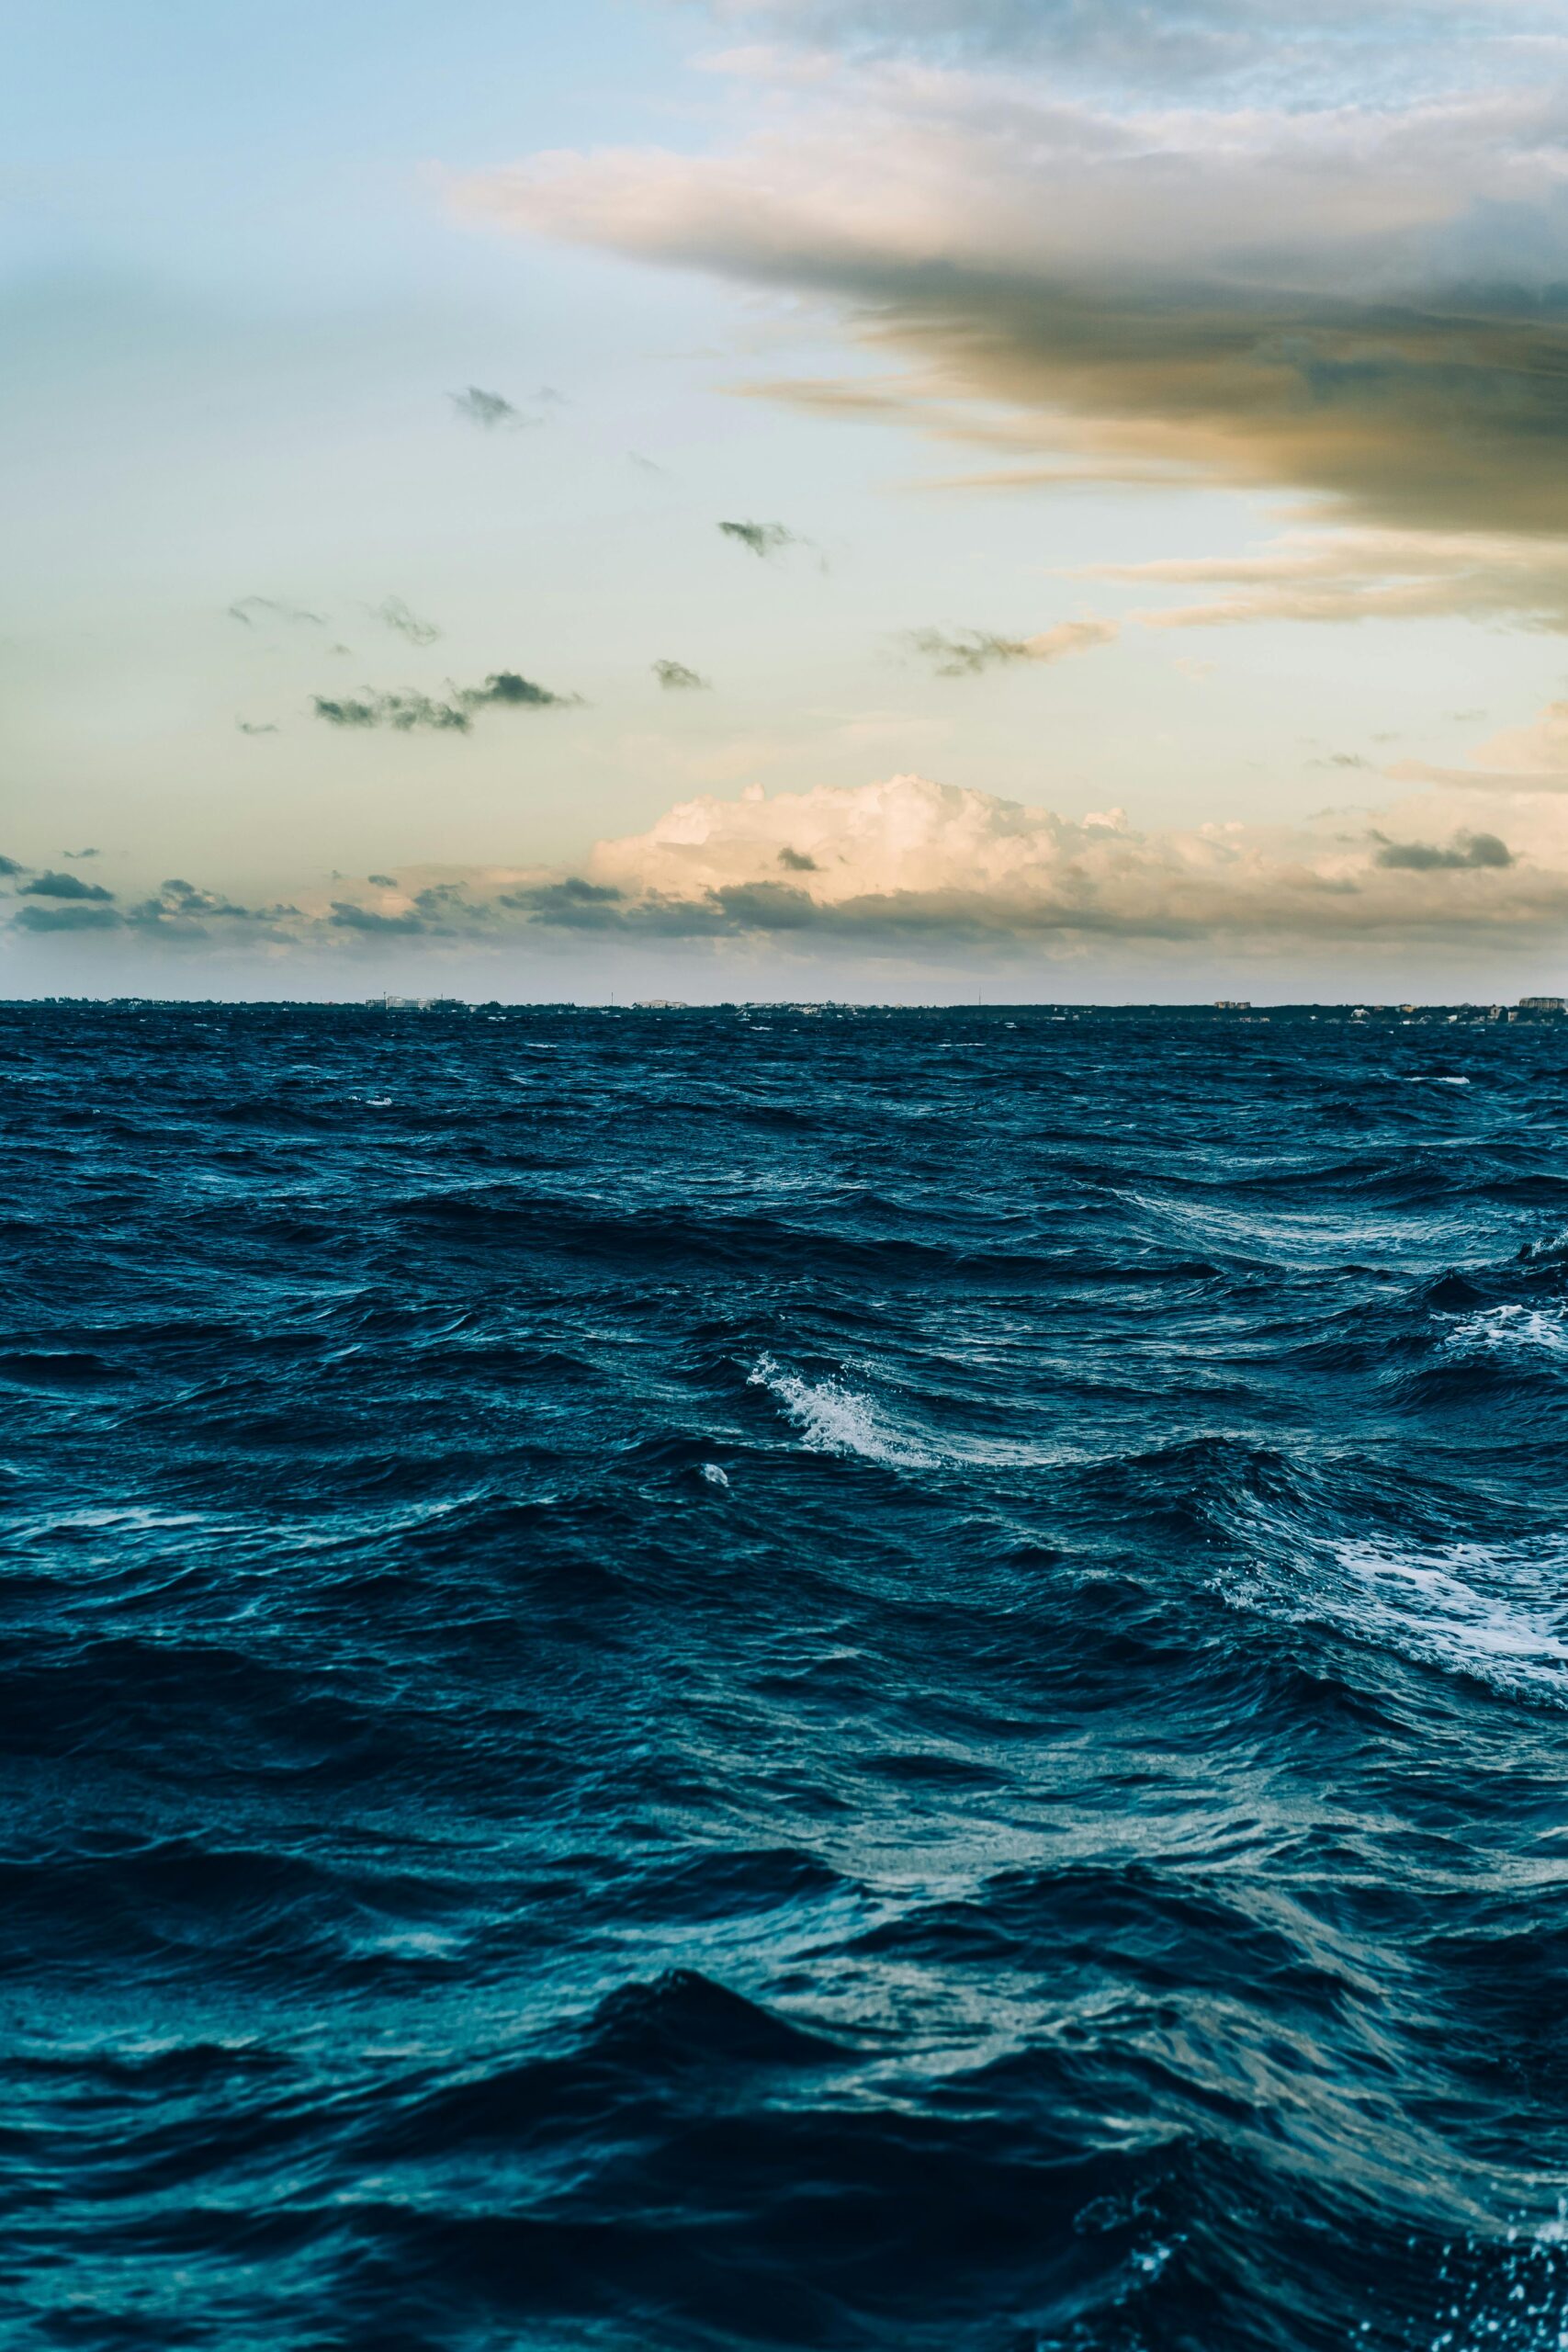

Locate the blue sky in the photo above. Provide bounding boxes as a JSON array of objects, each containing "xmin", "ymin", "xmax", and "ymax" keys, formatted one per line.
[{"xmin": 6, "ymin": 0, "xmax": 1568, "ymax": 999}]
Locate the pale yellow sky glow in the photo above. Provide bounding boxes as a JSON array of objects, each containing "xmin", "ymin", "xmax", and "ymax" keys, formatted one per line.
[{"xmin": 6, "ymin": 0, "xmax": 1568, "ymax": 996}]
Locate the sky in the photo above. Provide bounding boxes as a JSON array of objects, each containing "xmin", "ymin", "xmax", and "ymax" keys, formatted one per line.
[{"xmin": 6, "ymin": 0, "xmax": 1568, "ymax": 1001}]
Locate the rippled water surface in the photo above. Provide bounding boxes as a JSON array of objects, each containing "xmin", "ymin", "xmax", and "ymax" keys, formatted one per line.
[{"xmin": 6, "ymin": 1001, "xmax": 1568, "ymax": 2350}]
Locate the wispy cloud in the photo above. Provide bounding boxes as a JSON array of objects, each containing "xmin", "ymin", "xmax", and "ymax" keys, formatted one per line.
[
  {"xmin": 653, "ymin": 658, "xmax": 711, "ymax": 690},
  {"xmin": 464, "ymin": 66, "xmax": 1568, "ymax": 546},
  {"xmin": 228, "ymin": 594, "xmax": 323, "ymax": 628},
  {"xmin": 906, "ymin": 620, "xmax": 1116, "ymax": 675},
  {"xmin": 718, "ymin": 519, "xmax": 800, "ymax": 559},
  {"xmin": 312, "ymin": 670, "xmax": 574, "ymax": 732},
  {"xmin": 449, "ymin": 385, "xmax": 532, "ymax": 429},
  {"xmin": 372, "ymin": 596, "xmax": 441, "ymax": 647}
]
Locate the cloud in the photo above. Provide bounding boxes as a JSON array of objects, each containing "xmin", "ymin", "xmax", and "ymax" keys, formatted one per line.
[
  {"xmin": 0, "ymin": 855, "xmax": 24, "ymax": 879},
  {"xmin": 529, "ymin": 770, "xmax": 1567, "ymax": 943},
  {"xmin": 694, "ymin": 0, "xmax": 1558, "ymax": 95},
  {"xmin": 1388, "ymin": 702, "xmax": 1568, "ymax": 792},
  {"xmin": 1088, "ymin": 529, "xmax": 1568, "ymax": 636},
  {"xmin": 237, "ymin": 718, "xmax": 278, "ymax": 735},
  {"xmin": 13, "ymin": 901, "xmax": 122, "ymax": 933},
  {"xmin": 62, "ymin": 846, "xmax": 99, "ymax": 860},
  {"xmin": 312, "ymin": 670, "xmax": 572, "ymax": 731},
  {"xmin": 1374, "ymin": 830, "xmax": 1515, "ymax": 869},
  {"xmin": 20, "ymin": 870, "xmax": 115, "ymax": 902},
  {"xmin": 654, "ymin": 658, "xmax": 712, "ymax": 690},
  {"xmin": 450, "ymin": 385, "xmax": 530, "ymax": 429},
  {"xmin": 228, "ymin": 595, "xmax": 323, "ymax": 628},
  {"xmin": 367, "ymin": 872, "xmax": 398, "ymax": 888},
  {"xmin": 718, "ymin": 519, "xmax": 799, "ymax": 558},
  {"xmin": 125, "ymin": 879, "xmax": 292, "ymax": 931},
  {"xmin": 463, "ymin": 64, "xmax": 1568, "ymax": 547},
  {"xmin": 373, "ymin": 596, "xmax": 441, "ymax": 647},
  {"xmin": 906, "ymin": 619, "xmax": 1117, "ymax": 674},
  {"xmin": 329, "ymin": 900, "xmax": 428, "ymax": 933}
]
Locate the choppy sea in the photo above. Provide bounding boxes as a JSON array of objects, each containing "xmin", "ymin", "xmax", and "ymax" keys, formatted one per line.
[{"xmin": 6, "ymin": 999, "xmax": 1568, "ymax": 2351}]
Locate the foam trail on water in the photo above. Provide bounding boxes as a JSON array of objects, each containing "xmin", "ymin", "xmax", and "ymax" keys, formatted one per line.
[
  {"xmin": 749, "ymin": 1355, "xmax": 938, "ymax": 1468},
  {"xmin": 1443, "ymin": 1305, "xmax": 1568, "ymax": 1361},
  {"xmin": 1230, "ymin": 1532, "xmax": 1568, "ymax": 1705}
]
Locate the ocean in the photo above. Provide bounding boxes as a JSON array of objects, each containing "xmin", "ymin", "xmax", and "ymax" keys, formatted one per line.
[{"xmin": 5, "ymin": 999, "xmax": 1568, "ymax": 2351}]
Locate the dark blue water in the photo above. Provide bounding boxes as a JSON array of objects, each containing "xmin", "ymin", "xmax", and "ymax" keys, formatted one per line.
[{"xmin": 6, "ymin": 1001, "xmax": 1568, "ymax": 2352}]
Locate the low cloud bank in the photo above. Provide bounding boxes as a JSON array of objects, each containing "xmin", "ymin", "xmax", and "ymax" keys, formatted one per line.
[{"xmin": 17, "ymin": 743, "xmax": 1568, "ymax": 967}]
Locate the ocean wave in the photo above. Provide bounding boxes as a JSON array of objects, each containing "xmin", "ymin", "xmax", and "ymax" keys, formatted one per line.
[
  {"xmin": 1442, "ymin": 1304, "xmax": 1568, "ymax": 1360},
  {"xmin": 748, "ymin": 1354, "xmax": 939, "ymax": 1466},
  {"xmin": 1226, "ymin": 1521, "xmax": 1568, "ymax": 1705}
]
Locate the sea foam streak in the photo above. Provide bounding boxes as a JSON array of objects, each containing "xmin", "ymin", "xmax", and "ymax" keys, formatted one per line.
[
  {"xmin": 1442, "ymin": 1304, "xmax": 1568, "ymax": 1360},
  {"xmin": 1232, "ymin": 1531, "xmax": 1568, "ymax": 1704},
  {"xmin": 749, "ymin": 1355, "xmax": 937, "ymax": 1467}
]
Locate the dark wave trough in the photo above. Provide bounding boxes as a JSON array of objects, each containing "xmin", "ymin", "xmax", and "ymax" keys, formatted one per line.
[{"xmin": 5, "ymin": 1000, "xmax": 1568, "ymax": 2350}]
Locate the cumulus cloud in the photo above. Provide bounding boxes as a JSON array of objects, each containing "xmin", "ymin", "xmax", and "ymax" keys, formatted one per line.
[
  {"xmin": 654, "ymin": 658, "xmax": 711, "ymax": 689},
  {"xmin": 546, "ymin": 770, "xmax": 1563, "ymax": 942},
  {"xmin": 21, "ymin": 871, "xmax": 115, "ymax": 902},
  {"xmin": 312, "ymin": 670, "xmax": 573, "ymax": 731},
  {"xmin": 373, "ymin": 596, "xmax": 441, "ymax": 647},
  {"xmin": 461, "ymin": 62, "xmax": 1568, "ymax": 546},
  {"xmin": 450, "ymin": 385, "xmax": 530, "ymax": 429},
  {"xmin": 1374, "ymin": 830, "xmax": 1514, "ymax": 869},
  {"xmin": 906, "ymin": 619, "xmax": 1116, "ymax": 674},
  {"xmin": 719, "ymin": 519, "xmax": 800, "ymax": 558}
]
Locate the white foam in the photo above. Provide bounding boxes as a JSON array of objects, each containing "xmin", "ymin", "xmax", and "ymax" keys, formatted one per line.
[
  {"xmin": 1228, "ymin": 1529, "xmax": 1568, "ymax": 1705},
  {"xmin": 700, "ymin": 1462, "xmax": 730, "ymax": 1489},
  {"xmin": 749, "ymin": 1355, "xmax": 938, "ymax": 1468},
  {"xmin": 1442, "ymin": 1305, "xmax": 1568, "ymax": 1361}
]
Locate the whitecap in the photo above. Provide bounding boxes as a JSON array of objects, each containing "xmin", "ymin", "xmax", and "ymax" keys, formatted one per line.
[
  {"xmin": 1442, "ymin": 1304, "xmax": 1568, "ymax": 1361},
  {"xmin": 1226, "ymin": 1529, "xmax": 1568, "ymax": 1705},
  {"xmin": 749, "ymin": 1355, "xmax": 937, "ymax": 1469},
  {"xmin": 700, "ymin": 1462, "xmax": 730, "ymax": 1489}
]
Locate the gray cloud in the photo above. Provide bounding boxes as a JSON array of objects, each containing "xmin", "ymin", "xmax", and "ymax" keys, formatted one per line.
[
  {"xmin": 373, "ymin": 596, "xmax": 441, "ymax": 647},
  {"xmin": 312, "ymin": 669, "xmax": 572, "ymax": 732},
  {"xmin": 698, "ymin": 0, "xmax": 1557, "ymax": 94},
  {"xmin": 21, "ymin": 870, "xmax": 115, "ymax": 902},
  {"xmin": 718, "ymin": 519, "xmax": 798, "ymax": 559},
  {"xmin": 907, "ymin": 619, "xmax": 1117, "ymax": 675},
  {"xmin": 476, "ymin": 73, "xmax": 1568, "ymax": 547},
  {"xmin": 229, "ymin": 594, "xmax": 323, "ymax": 628},
  {"xmin": 237, "ymin": 718, "xmax": 279, "ymax": 735},
  {"xmin": 367, "ymin": 873, "xmax": 398, "ymax": 888},
  {"xmin": 14, "ymin": 901, "xmax": 122, "ymax": 933},
  {"xmin": 0, "ymin": 855, "xmax": 27, "ymax": 878},
  {"xmin": 329, "ymin": 901, "xmax": 428, "ymax": 933},
  {"xmin": 653, "ymin": 658, "xmax": 711, "ymax": 690},
  {"xmin": 1375, "ymin": 830, "xmax": 1516, "ymax": 870},
  {"xmin": 62, "ymin": 846, "xmax": 99, "ymax": 860},
  {"xmin": 778, "ymin": 845, "xmax": 818, "ymax": 870},
  {"xmin": 450, "ymin": 385, "xmax": 530, "ymax": 429}
]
